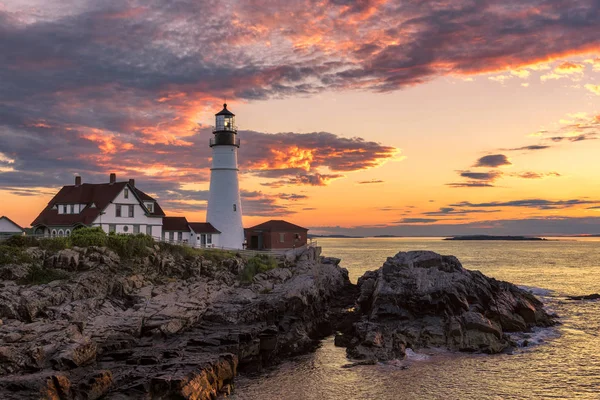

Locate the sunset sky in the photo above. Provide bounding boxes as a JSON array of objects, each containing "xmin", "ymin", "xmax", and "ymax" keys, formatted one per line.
[{"xmin": 1, "ymin": 0, "xmax": 600, "ymax": 236}]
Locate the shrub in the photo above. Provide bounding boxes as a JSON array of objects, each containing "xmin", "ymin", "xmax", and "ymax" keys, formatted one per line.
[
  {"xmin": 18, "ymin": 265, "xmax": 69, "ymax": 285},
  {"xmin": 37, "ymin": 237, "xmax": 69, "ymax": 252},
  {"xmin": 3, "ymin": 235, "xmax": 40, "ymax": 248},
  {"xmin": 107, "ymin": 233, "xmax": 154, "ymax": 258},
  {"xmin": 0, "ymin": 245, "xmax": 33, "ymax": 265},
  {"xmin": 70, "ymin": 227, "xmax": 107, "ymax": 247},
  {"xmin": 240, "ymin": 254, "xmax": 278, "ymax": 282}
]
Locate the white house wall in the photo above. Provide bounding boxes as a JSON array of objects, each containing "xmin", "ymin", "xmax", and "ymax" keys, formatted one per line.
[
  {"xmin": 0, "ymin": 218, "xmax": 22, "ymax": 233},
  {"xmin": 91, "ymin": 186, "xmax": 162, "ymax": 237}
]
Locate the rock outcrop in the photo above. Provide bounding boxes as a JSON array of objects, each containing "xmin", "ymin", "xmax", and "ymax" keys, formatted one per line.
[
  {"xmin": 338, "ymin": 251, "xmax": 556, "ymax": 361},
  {"xmin": 0, "ymin": 245, "xmax": 352, "ymax": 399}
]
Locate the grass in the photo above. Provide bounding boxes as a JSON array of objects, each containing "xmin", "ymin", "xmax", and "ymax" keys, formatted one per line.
[
  {"xmin": 239, "ymin": 254, "xmax": 278, "ymax": 282},
  {"xmin": 18, "ymin": 265, "xmax": 69, "ymax": 285},
  {"xmin": 157, "ymin": 242, "xmax": 236, "ymax": 263},
  {"xmin": 0, "ymin": 245, "xmax": 33, "ymax": 265}
]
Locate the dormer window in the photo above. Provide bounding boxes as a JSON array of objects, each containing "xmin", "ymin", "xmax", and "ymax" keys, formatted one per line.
[
  {"xmin": 70, "ymin": 204, "xmax": 74, "ymax": 214},
  {"xmin": 63, "ymin": 205, "xmax": 67, "ymax": 214},
  {"xmin": 145, "ymin": 202, "xmax": 154, "ymax": 213}
]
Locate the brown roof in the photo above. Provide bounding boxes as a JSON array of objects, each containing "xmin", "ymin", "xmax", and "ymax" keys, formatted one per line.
[
  {"xmin": 0, "ymin": 216, "xmax": 24, "ymax": 231},
  {"xmin": 188, "ymin": 222, "xmax": 220, "ymax": 234},
  {"xmin": 162, "ymin": 216, "xmax": 189, "ymax": 231},
  {"xmin": 246, "ymin": 220, "xmax": 308, "ymax": 232},
  {"xmin": 31, "ymin": 182, "xmax": 164, "ymax": 227}
]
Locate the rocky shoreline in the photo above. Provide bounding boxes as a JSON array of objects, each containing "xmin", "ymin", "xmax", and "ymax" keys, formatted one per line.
[{"xmin": 0, "ymin": 244, "xmax": 556, "ymax": 399}]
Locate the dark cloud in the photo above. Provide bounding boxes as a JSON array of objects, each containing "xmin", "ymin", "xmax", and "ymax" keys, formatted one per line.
[
  {"xmin": 506, "ymin": 145, "xmax": 552, "ymax": 151},
  {"xmin": 459, "ymin": 171, "xmax": 503, "ymax": 181},
  {"xmin": 260, "ymin": 173, "xmax": 344, "ymax": 188},
  {"xmin": 447, "ymin": 182, "xmax": 495, "ymax": 188},
  {"xmin": 549, "ymin": 133, "xmax": 598, "ymax": 142},
  {"xmin": 515, "ymin": 171, "xmax": 561, "ymax": 179},
  {"xmin": 423, "ymin": 207, "xmax": 501, "ymax": 216},
  {"xmin": 394, "ymin": 218, "xmax": 439, "ymax": 224},
  {"xmin": 357, "ymin": 179, "xmax": 384, "ymax": 184},
  {"xmin": 473, "ymin": 154, "xmax": 511, "ymax": 168},
  {"xmin": 451, "ymin": 199, "xmax": 599, "ymax": 210}
]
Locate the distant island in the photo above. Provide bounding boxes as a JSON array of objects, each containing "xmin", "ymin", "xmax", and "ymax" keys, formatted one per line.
[{"xmin": 445, "ymin": 235, "xmax": 547, "ymax": 241}]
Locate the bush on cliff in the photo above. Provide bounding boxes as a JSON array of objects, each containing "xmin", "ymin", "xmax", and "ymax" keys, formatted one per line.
[
  {"xmin": 38, "ymin": 237, "xmax": 69, "ymax": 252},
  {"xmin": 70, "ymin": 227, "xmax": 107, "ymax": 247},
  {"xmin": 240, "ymin": 254, "xmax": 278, "ymax": 282},
  {"xmin": 18, "ymin": 265, "xmax": 69, "ymax": 285},
  {"xmin": 0, "ymin": 245, "xmax": 33, "ymax": 265},
  {"xmin": 157, "ymin": 242, "xmax": 236, "ymax": 263},
  {"xmin": 2, "ymin": 235, "xmax": 40, "ymax": 248},
  {"xmin": 107, "ymin": 233, "xmax": 154, "ymax": 259}
]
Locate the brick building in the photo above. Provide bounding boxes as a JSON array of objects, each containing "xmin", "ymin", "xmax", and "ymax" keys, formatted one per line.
[{"xmin": 245, "ymin": 220, "xmax": 308, "ymax": 250}]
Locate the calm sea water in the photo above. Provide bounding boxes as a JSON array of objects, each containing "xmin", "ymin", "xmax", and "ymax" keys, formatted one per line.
[{"xmin": 232, "ymin": 238, "xmax": 600, "ymax": 400}]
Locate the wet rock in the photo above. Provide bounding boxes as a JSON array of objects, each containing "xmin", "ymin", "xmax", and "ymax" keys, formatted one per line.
[
  {"xmin": 567, "ymin": 293, "xmax": 600, "ymax": 300},
  {"xmin": 340, "ymin": 251, "xmax": 556, "ymax": 361}
]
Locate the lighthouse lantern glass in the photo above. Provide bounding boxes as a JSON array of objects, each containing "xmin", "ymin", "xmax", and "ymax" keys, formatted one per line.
[{"xmin": 216, "ymin": 115, "xmax": 235, "ymax": 131}]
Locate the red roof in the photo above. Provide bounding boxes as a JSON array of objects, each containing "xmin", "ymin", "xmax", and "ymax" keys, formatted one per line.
[
  {"xmin": 31, "ymin": 182, "xmax": 164, "ymax": 227},
  {"xmin": 0, "ymin": 216, "xmax": 24, "ymax": 231},
  {"xmin": 188, "ymin": 222, "xmax": 220, "ymax": 234},
  {"xmin": 162, "ymin": 216, "xmax": 189, "ymax": 231},
  {"xmin": 246, "ymin": 220, "xmax": 308, "ymax": 231}
]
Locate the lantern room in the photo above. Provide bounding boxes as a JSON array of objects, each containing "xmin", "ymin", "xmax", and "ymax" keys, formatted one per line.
[{"xmin": 214, "ymin": 103, "xmax": 236, "ymax": 132}]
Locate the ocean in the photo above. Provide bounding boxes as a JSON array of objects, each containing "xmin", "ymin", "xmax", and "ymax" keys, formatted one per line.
[{"xmin": 232, "ymin": 237, "xmax": 600, "ymax": 400}]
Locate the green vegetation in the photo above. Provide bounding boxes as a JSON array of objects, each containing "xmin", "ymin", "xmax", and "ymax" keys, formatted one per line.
[
  {"xmin": 2, "ymin": 235, "xmax": 40, "ymax": 248},
  {"xmin": 70, "ymin": 227, "xmax": 107, "ymax": 247},
  {"xmin": 38, "ymin": 237, "xmax": 69, "ymax": 252},
  {"xmin": 240, "ymin": 254, "xmax": 278, "ymax": 282},
  {"xmin": 0, "ymin": 245, "xmax": 33, "ymax": 265},
  {"xmin": 157, "ymin": 242, "xmax": 236, "ymax": 263},
  {"xmin": 18, "ymin": 265, "xmax": 69, "ymax": 285},
  {"xmin": 107, "ymin": 232, "xmax": 154, "ymax": 259}
]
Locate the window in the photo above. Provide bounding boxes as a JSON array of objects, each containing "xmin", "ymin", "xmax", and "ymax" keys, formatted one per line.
[
  {"xmin": 109, "ymin": 224, "xmax": 116, "ymax": 233},
  {"xmin": 128, "ymin": 205, "xmax": 134, "ymax": 218},
  {"xmin": 146, "ymin": 202, "xmax": 154, "ymax": 212},
  {"xmin": 233, "ymin": 204, "xmax": 236, "ymax": 212},
  {"xmin": 123, "ymin": 226, "xmax": 129, "ymax": 232},
  {"xmin": 63, "ymin": 205, "xmax": 67, "ymax": 214},
  {"xmin": 58, "ymin": 229, "xmax": 64, "ymax": 237},
  {"xmin": 207, "ymin": 234, "xmax": 212, "ymax": 244},
  {"xmin": 70, "ymin": 204, "xmax": 74, "ymax": 214},
  {"xmin": 279, "ymin": 233, "xmax": 285, "ymax": 243},
  {"xmin": 51, "ymin": 229, "xmax": 57, "ymax": 237},
  {"xmin": 295, "ymin": 233, "xmax": 301, "ymax": 240},
  {"xmin": 133, "ymin": 225, "xmax": 139, "ymax": 234},
  {"xmin": 124, "ymin": 188, "xmax": 129, "ymax": 199},
  {"xmin": 146, "ymin": 225, "xmax": 152, "ymax": 235},
  {"xmin": 65, "ymin": 229, "xmax": 71, "ymax": 236},
  {"xmin": 177, "ymin": 232, "xmax": 182, "ymax": 241},
  {"xmin": 169, "ymin": 232, "xmax": 174, "ymax": 242},
  {"xmin": 116, "ymin": 205, "xmax": 122, "ymax": 217}
]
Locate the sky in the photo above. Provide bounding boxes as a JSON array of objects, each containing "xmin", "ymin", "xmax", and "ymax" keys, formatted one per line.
[{"xmin": 1, "ymin": 0, "xmax": 600, "ymax": 236}]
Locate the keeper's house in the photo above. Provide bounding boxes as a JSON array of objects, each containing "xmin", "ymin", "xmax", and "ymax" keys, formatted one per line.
[
  {"xmin": 245, "ymin": 220, "xmax": 308, "ymax": 250},
  {"xmin": 0, "ymin": 216, "xmax": 24, "ymax": 238},
  {"xmin": 162, "ymin": 217, "xmax": 221, "ymax": 248},
  {"xmin": 31, "ymin": 174, "xmax": 165, "ymax": 238}
]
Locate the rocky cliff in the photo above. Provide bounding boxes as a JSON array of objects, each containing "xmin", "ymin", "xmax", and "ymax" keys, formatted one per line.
[
  {"xmin": 336, "ymin": 251, "xmax": 556, "ymax": 361},
  {"xmin": 0, "ymin": 245, "xmax": 352, "ymax": 399}
]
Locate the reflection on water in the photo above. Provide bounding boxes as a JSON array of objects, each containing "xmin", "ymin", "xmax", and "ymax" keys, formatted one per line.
[{"xmin": 232, "ymin": 238, "xmax": 600, "ymax": 400}]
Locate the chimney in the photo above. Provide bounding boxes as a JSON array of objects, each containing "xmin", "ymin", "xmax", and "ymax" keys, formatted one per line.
[
  {"xmin": 128, "ymin": 179, "xmax": 135, "ymax": 188},
  {"xmin": 75, "ymin": 176, "xmax": 82, "ymax": 186},
  {"xmin": 109, "ymin": 173, "xmax": 116, "ymax": 184}
]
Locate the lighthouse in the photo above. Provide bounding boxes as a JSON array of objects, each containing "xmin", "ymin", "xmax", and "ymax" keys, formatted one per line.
[{"xmin": 206, "ymin": 103, "xmax": 244, "ymax": 249}]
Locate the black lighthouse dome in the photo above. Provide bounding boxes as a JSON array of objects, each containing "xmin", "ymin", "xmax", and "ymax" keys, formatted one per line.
[{"xmin": 211, "ymin": 103, "xmax": 239, "ymax": 147}]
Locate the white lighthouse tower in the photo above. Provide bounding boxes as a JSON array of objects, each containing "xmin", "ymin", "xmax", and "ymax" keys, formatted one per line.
[{"xmin": 206, "ymin": 104, "xmax": 244, "ymax": 249}]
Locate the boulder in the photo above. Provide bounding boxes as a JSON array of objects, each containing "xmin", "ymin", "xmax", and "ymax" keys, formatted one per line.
[{"xmin": 340, "ymin": 251, "xmax": 556, "ymax": 360}]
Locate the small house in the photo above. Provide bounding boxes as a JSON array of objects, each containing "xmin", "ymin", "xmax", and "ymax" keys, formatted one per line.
[
  {"xmin": 0, "ymin": 216, "xmax": 24, "ymax": 238},
  {"xmin": 245, "ymin": 220, "xmax": 308, "ymax": 250}
]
